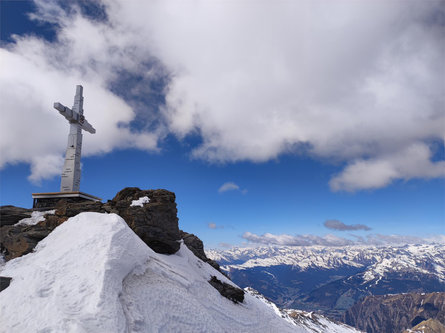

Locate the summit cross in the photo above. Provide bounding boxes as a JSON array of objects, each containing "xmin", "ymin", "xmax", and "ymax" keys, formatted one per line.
[{"xmin": 54, "ymin": 85, "xmax": 95, "ymax": 192}]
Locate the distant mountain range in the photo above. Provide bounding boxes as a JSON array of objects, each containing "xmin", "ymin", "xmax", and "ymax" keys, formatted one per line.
[{"xmin": 207, "ymin": 244, "xmax": 445, "ymax": 321}]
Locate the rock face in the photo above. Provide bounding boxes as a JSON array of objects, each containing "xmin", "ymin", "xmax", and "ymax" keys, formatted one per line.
[
  {"xmin": 343, "ymin": 292, "xmax": 445, "ymax": 333},
  {"xmin": 0, "ymin": 213, "xmax": 66, "ymax": 260},
  {"xmin": 0, "ymin": 201, "xmax": 104, "ymax": 260},
  {"xmin": 0, "ymin": 206, "xmax": 32, "ymax": 226},
  {"xmin": 109, "ymin": 188, "xmax": 180, "ymax": 254},
  {"xmin": 180, "ymin": 230, "xmax": 221, "ymax": 271}
]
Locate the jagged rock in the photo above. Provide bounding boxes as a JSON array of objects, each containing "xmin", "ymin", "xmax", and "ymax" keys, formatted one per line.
[
  {"xmin": 208, "ymin": 275, "xmax": 244, "ymax": 304},
  {"xmin": 110, "ymin": 187, "xmax": 143, "ymax": 202},
  {"xmin": 180, "ymin": 230, "xmax": 221, "ymax": 271},
  {"xmin": 0, "ymin": 206, "xmax": 32, "ymax": 226},
  {"xmin": 0, "ymin": 223, "xmax": 53, "ymax": 260},
  {"xmin": 0, "ymin": 276, "xmax": 12, "ymax": 292},
  {"xmin": 111, "ymin": 188, "xmax": 180, "ymax": 254},
  {"xmin": 343, "ymin": 292, "xmax": 445, "ymax": 333}
]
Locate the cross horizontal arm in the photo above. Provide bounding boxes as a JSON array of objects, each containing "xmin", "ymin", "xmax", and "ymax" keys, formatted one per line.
[
  {"xmin": 54, "ymin": 102, "xmax": 75, "ymax": 121},
  {"xmin": 54, "ymin": 102, "xmax": 96, "ymax": 134}
]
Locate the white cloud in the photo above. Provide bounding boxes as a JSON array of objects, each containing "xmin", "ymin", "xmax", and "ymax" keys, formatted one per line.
[
  {"xmin": 28, "ymin": 154, "xmax": 64, "ymax": 184},
  {"xmin": 218, "ymin": 182, "xmax": 247, "ymax": 194},
  {"xmin": 242, "ymin": 231, "xmax": 445, "ymax": 247},
  {"xmin": 1, "ymin": 0, "xmax": 444, "ymax": 190},
  {"xmin": 242, "ymin": 232, "xmax": 355, "ymax": 247},
  {"xmin": 218, "ymin": 182, "xmax": 240, "ymax": 193},
  {"xmin": 330, "ymin": 143, "xmax": 445, "ymax": 191}
]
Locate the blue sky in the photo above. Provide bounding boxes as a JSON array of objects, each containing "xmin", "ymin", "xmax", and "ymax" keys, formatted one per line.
[{"xmin": 0, "ymin": 0, "xmax": 444, "ymax": 249}]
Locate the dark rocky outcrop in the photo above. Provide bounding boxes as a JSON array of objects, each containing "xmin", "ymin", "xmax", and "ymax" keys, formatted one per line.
[
  {"xmin": 1, "ymin": 188, "xmax": 183, "ymax": 259},
  {"xmin": 110, "ymin": 188, "xmax": 180, "ymax": 254},
  {"xmin": 343, "ymin": 292, "xmax": 445, "ymax": 333},
  {"xmin": 0, "ymin": 206, "xmax": 32, "ymax": 226},
  {"xmin": 1, "ymin": 188, "xmax": 227, "ymax": 280},
  {"xmin": 180, "ymin": 230, "xmax": 221, "ymax": 272},
  {"xmin": 0, "ymin": 213, "xmax": 65, "ymax": 260},
  {"xmin": 209, "ymin": 275, "xmax": 244, "ymax": 304},
  {"xmin": 0, "ymin": 202, "xmax": 106, "ymax": 260},
  {"xmin": 0, "ymin": 276, "xmax": 12, "ymax": 292}
]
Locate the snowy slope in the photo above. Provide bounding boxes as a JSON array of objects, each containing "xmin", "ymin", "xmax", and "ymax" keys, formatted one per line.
[{"xmin": 0, "ymin": 212, "xmax": 358, "ymax": 333}]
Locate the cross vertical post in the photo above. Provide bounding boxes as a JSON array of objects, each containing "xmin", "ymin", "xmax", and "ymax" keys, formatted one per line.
[
  {"xmin": 61, "ymin": 86, "xmax": 83, "ymax": 191},
  {"xmin": 54, "ymin": 85, "xmax": 96, "ymax": 192}
]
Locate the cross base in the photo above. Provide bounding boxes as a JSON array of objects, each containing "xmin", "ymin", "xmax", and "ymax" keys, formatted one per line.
[{"xmin": 32, "ymin": 192, "xmax": 102, "ymax": 210}]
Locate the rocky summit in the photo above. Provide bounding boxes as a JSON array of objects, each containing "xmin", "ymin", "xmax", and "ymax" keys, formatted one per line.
[
  {"xmin": 2, "ymin": 187, "xmax": 189, "ymax": 257},
  {"xmin": 0, "ymin": 187, "xmax": 237, "ymax": 302}
]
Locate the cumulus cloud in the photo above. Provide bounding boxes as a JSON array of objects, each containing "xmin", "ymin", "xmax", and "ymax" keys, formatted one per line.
[
  {"xmin": 27, "ymin": 154, "xmax": 65, "ymax": 184},
  {"xmin": 329, "ymin": 144, "xmax": 445, "ymax": 192},
  {"xmin": 218, "ymin": 182, "xmax": 239, "ymax": 193},
  {"xmin": 324, "ymin": 219, "xmax": 371, "ymax": 231},
  {"xmin": 1, "ymin": 0, "xmax": 444, "ymax": 190},
  {"xmin": 242, "ymin": 232, "xmax": 445, "ymax": 247}
]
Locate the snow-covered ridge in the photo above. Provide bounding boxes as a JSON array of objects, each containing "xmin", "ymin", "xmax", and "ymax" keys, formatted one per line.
[
  {"xmin": 206, "ymin": 244, "xmax": 445, "ymax": 282},
  {"xmin": 0, "ymin": 212, "xmax": 359, "ymax": 332}
]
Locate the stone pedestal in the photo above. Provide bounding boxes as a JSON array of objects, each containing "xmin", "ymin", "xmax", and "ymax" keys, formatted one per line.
[{"xmin": 32, "ymin": 192, "xmax": 101, "ymax": 210}]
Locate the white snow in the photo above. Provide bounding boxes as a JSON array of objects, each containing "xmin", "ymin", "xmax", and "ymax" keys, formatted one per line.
[
  {"xmin": 284, "ymin": 309, "xmax": 362, "ymax": 333},
  {"xmin": 130, "ymin": 196, "xmax": 150, "ymax": 207},
  {"xmin": 0, "ymin": 212, "xmax": 356, "ymax": 333},
  {"xmin": 14, "ymin": 210, "xmax": 55, "ymax": 226}
]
